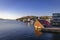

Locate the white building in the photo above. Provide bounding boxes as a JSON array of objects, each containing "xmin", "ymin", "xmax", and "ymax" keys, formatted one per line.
[
  {"xmin": 28, "ymin": 18, "xmax": 30, "ymax": 21},
  {"xmin": 52, "ymin": 13, "xmax": 60, "ymax": 26}
]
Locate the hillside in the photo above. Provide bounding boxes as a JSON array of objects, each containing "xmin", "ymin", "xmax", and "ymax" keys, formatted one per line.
[{"xmin": 16, "ymin": 16, "xmax": 38, "ymax": 22}]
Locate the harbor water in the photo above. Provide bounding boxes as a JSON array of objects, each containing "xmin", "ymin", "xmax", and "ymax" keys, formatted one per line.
[{"xmin": 0, "ymin": 20, "xmax": 60, "ymax": 40}]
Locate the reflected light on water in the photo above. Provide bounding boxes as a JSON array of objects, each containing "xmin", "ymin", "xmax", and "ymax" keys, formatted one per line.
[
  {"xmin": 28, "ymin": 23, "xmax": 31, "ymax": 26},
  {"xmin": 34, "ymin": 30, "xmax": 43, "ymax": 37},
  {"xmin": 27, "ymin": 22, "xmax": 34, "ymax": 26}
]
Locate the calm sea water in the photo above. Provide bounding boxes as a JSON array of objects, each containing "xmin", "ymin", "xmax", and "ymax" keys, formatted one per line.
[{"xmin": 0, "ymin": 20, "xmax": 60, "ymax": 40}]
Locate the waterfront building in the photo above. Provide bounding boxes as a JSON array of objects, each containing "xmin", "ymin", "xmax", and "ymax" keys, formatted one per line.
[
  {"xmin": 52, "ymin": 13, "xmax": 60, "ymax": 26},
  {"xmin": 40, "ymin": 16, "xmax": 52, "ymax": 23}
]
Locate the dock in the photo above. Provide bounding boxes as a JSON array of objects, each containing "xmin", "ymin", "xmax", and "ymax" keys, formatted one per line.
[{"xmin": 41, "ymin": 27, "xmax": 60, "ymax": 33}]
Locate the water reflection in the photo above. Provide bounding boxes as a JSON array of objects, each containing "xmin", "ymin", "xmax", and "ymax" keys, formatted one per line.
[
  {"xmin": 27, "ymin": 22, "xmax": 34, "ymax": 26},
  {"xmin": 27, "ymin": 22, "xmax": 31, "ymax": 26},
  {"xmin": 34, "ymin": 30, "xmax": 43, "ymax": 36}
]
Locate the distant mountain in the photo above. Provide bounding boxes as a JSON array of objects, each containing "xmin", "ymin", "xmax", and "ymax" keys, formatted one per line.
[
  {"xmin": 0, "ymin": 18, "xmax": 15, "ymax": 21},
  {"xmin": 0, "ymin": 18, "xmax": 4, "ymax": 20}
]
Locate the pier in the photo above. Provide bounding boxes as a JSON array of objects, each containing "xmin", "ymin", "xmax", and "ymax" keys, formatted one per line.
[{"xmin": 41, "ymin": 27, "xmax": 60, "ymax": 33}]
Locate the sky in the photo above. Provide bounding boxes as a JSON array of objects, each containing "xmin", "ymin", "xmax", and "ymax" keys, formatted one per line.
[{"xmin": 0, "ymin": 0, "xmax": 60, "ymax": 19}]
